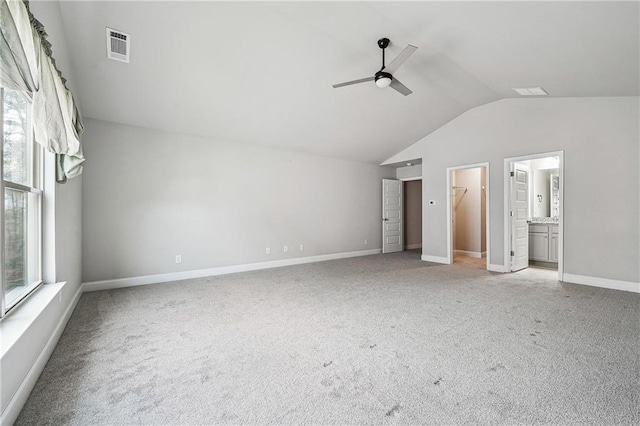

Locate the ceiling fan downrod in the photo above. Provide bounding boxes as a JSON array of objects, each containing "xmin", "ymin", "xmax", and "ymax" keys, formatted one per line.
[
  {"xmin": 377, "ymin": 37, "xmax": 390, "ymax": 71},
  {"xmin": 375, "ymin": 38, "xmax": 392, "ymax": 87}
]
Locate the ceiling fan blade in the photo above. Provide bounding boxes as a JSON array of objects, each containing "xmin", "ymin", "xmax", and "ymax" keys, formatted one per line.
[
  {"xmin": 384, "ymin": 44, "xmax": 418, "ymax": 74},
  {"xmin": 390, "ymin": 78, "xmax": 413, "ymax": 96},
  {"xmin": 332, "ymin": 76, "xmax": 375, "ymax": 88}
]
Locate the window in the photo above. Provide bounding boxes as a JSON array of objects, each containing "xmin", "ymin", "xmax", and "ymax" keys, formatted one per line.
[{"xmin": 1, "ymin": 88, "xmax": 43, "ymax": 316}]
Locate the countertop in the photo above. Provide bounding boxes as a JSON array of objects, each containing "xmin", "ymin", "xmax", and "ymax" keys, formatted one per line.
[{"xmin": 529, "ymin": 218, "xmax": 558, "ymax": 225}]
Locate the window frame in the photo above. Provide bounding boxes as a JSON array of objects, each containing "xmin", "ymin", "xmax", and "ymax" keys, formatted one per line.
[{"xmin": 1, "ymin": 87, "xmax": 44, "ymax": 318}]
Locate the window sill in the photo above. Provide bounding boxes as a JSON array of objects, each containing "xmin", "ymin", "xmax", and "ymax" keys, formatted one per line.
[
  {"xmin": 0, "ymin": 282, "xmax": 66, "ymax": 359},
  {"xmin": 4, "ymin": 281, "xmax": 44, "ymax": 317}
]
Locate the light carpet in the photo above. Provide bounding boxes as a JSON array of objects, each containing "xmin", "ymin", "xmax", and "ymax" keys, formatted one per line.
[{"xmin": 15, "ymin": 251, "xmax": 640, "ymax": 425}]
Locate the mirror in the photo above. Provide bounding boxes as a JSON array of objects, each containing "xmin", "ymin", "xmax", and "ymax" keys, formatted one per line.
[{"xmin": 532, "ymin": 168, "xmax": 559, "ymax": 218}]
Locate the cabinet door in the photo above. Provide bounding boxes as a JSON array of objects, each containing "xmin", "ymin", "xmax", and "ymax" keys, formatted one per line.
[
  {"xmin": 550, "ymin": 233, "xmax": 559, "ymax": 263},
  {"xmin": 529, "ymin": 233, "xmax": 549, "ymax": 261}
]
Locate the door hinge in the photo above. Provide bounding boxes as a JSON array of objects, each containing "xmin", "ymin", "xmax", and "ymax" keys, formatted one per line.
[
  {"xmin": 510, "ymin": 250, "xmax": 515, "ymax": 256},
  {"xmin": 510, "ymin": 171, "xmax": 514, "ymax": 177},
  {"xmin": 510, "ymin": 211, "xmax": 514, "ymax": 217}
]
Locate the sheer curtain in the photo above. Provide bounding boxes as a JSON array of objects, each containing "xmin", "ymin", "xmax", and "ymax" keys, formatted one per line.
[{"xmin": 1, "ymin": 0, "xmax": 84, "ymax": 181}]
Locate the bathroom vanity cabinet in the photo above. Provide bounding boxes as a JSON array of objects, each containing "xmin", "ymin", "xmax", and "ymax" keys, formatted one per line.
[{"xmin": 529, "ymin": 224, "xmax": 559, "ymax": 263}]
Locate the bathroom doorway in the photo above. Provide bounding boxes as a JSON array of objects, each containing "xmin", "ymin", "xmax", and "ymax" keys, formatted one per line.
[
  {"xmin": 446, "ymin": 163, "xmax": 490, "ymax": 269},
  {"xmin": 504, "ymin": 152, "xmax": 564, "ymax": 280}
]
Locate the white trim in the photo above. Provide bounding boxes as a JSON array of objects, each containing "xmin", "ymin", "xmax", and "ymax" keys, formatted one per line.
[
  {"xmin": 405, "ymin": 243, "xmax": 422, "ymax": 250},
  {"xmin": 0, "ymin": 284, "xmax": 82, "ymax": 426},
  {"xmin": 421, "ymin": 254, "xmax": 448, "ymax": 264},
  {"xmin": 503, "ymin": 159, "xmax": 510, "ymax": 273},
  {"xmin": 488, "ymin": 263, "xmax": 508, "ymax": 273},
  {"xmin": 399, "ymin": 176, "xmax": 422, "ymax": 182},
  {"xmin": 504, "ymin": 151, "xmax": 564, "ymax": 280},
  {"xmin": 0, "ymin": 88, "xmax": 3, "ymax": 316},
  {"xmin": 42, "ymin": 151, "xmax": 57, "ymax": 284},
  {"xmin": 83, "ymin": 249, "xmax": 382, "ymax": 292},
  {"xmin": 453, "ymin": 250, "xmax": 484, "ymax": 259},
  {"xmin": 446, "ymin": 162, "xmax": 491, "ymax": 268},
  {"xmin": 562, "ymin": 274, "xmax": 640, "ymax": 293}
]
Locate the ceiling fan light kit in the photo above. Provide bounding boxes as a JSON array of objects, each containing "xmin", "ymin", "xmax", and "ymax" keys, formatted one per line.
[
  {"xmin": 333, "ymin": 37, "xmax": 418, "ymax": 96},
  {"xmin": 375, "ymin": 71, "xmax": 392, "ymax": 88}
]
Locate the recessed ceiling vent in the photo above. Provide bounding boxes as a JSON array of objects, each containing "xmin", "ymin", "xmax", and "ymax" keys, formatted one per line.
[
  {"xmin": 106, "ymin": 28, "xmax": 130, "ymax": 63},
  {"xmin": 513, "ymin": 87, "xmax": 548, "ymax": 96}
]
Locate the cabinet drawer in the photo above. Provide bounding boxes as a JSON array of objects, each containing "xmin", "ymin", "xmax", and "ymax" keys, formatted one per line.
[{"xmin": 529, "ymin": 224, "xmax": 549, "ymax": 233}]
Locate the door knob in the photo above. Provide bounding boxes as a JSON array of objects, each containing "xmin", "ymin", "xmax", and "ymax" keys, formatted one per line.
[{"xmin": 383, "ymin": 218, "xmax": 389, "ymax": 221}]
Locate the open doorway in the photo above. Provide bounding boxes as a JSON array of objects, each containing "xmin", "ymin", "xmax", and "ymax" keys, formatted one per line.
[
  {"xmin": 382, "ymin": 160, "xmax": 423, "ymax": 254},
  {"xmin": 446, "ymin": 163, "xmax": 490, "ymax": 270},
  {"xmin": 504, "ymin": 152, "xmax": 564, "ymax": 280},
  {"xmin": 403, "ymin": 179, "xmax": 422, "ymax": 253}
]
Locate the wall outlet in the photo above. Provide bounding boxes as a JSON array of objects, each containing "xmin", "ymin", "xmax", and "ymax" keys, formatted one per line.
[
  {"xmin": 283, "ymin": 245, "xmax": 288, "ymax": 253},
  {"xmin": 266, "ymin": 247, "xmax": 271, "ymax": 255},
  {"xmin": 364, "ymin": 238, "xmax": 368, "ymax": 245},
  {"xmin": 175, "ymin": 255, "xmax": 182, "ymax": 264},
  {"xmin": 299, "ymin": 244, "xmax": 304, "ymax": 251}
]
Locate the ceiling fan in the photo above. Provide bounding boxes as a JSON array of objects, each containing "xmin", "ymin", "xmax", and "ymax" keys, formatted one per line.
[{"xmin": 333, "ymin": 38, "xmax": 418, "ymax": 96}]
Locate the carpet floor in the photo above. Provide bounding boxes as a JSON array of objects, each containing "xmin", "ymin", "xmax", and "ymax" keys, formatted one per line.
[{"xmin": 16, "ymin": 251, "xmax": 640, "ymax": 425}]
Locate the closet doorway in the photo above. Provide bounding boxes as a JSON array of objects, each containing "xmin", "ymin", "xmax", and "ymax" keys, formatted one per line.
[
  {"xmin": 403, "ymin": 179, "xmax": 422, "ymax": 252},
  {"xmin": 446, "ymin": 163, "xmax": 490, "ymax": 269}
]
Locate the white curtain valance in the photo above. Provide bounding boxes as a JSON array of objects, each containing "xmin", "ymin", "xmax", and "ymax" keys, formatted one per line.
[{"xmin": 0, "ymin": 0, "xmax": 84, "ymax": 181}]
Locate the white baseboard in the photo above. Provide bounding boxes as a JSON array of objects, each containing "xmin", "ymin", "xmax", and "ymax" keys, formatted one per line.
[
  {"xmin": 1, "ymin": 285, "xmax": 82, "ymax": 426},
  {"xmin": 562, "ymin": 273, "xmax": 640, "ymax": 293},
  {"xmin": 405, "ymin": 243, "xmax": 422, "ymax": 250},
  {"xmin": 421, "ymin": 254, "xmax": 449, "ymax": 264},
  {"xmin": 453, "ymin": 250, "xmax": 484, "ymax": 259},
  {"xmin": 488, "ymin": 263, "xmax": 507, "ymax": 273},
  {"xmin": 83, "ymin": 249, "xmax": 382, "ymax": 292}
]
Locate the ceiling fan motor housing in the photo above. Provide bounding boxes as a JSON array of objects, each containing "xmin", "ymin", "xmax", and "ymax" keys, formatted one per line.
[
  {"xmin": 375, "ymin": 71, "xmax": 392, "ymax": 81},
  {"xmin": 375, "ymin": 71, "xmax": 393, "ymax": 88}
]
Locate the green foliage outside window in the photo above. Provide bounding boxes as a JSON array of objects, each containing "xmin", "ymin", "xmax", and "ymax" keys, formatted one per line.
[{"xmin": 3, "ymin": 89, "xmax": 35, "ymax": 300}]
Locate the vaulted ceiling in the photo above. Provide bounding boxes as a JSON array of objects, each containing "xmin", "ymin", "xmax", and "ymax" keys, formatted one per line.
[{"xmin": 57, "ymin": 1, "xmax": 639, "ymax": 164}]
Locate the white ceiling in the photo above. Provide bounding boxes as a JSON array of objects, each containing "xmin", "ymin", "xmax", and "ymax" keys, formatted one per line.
[{"xmin": 57, "ymin": 1, "xmax": 639, "ymax": 164}]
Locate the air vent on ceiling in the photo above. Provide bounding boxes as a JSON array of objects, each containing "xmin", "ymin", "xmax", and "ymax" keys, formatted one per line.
[
  {"xmin": 106, "ymin": 27, "xmax": 130, "ymax": 63},
  {"xmin": 513, "ymin": 87, "xmax": 548, "ymax": 96}
]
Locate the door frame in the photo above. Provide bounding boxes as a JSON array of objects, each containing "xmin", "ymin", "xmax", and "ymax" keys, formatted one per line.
[
  {"xmin": 399, "ymin": 177, "xmax": 423, "ymax": 251},
  {"xmin": 446, "ymin": 162, "xmax": 490, "ymax": 268},
  {"xmin": 503, "ymin": 151, "xmax": 564, "ymax": 280}
]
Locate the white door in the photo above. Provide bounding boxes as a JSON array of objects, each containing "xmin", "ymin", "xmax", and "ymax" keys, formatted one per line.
[
  {"xmin": 510, "ymin": 163, "xmax": 529, "ymax": 271},
  {"xmin": 382, "ymin": 179, "xmax": 403, "ymax": 253}
]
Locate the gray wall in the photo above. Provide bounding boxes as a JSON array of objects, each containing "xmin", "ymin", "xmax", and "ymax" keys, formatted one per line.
[
  {"xmin": 29, "ymin": 1, "xmax": 83, "ymax": 293},
  {"xmin": 82, "ymin": 119, "xmax": 393, "ymax": 282},
  {"xmin": 396, "ymin": 164, "xmax": 422, "ymax": 180},
  {"xmin": 384, "ymin": 97, "xmax": 639, "ymax": 283},
  {"xmin": 28, "ymin": 0, "xmax": 83, "ymax": 291}
]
